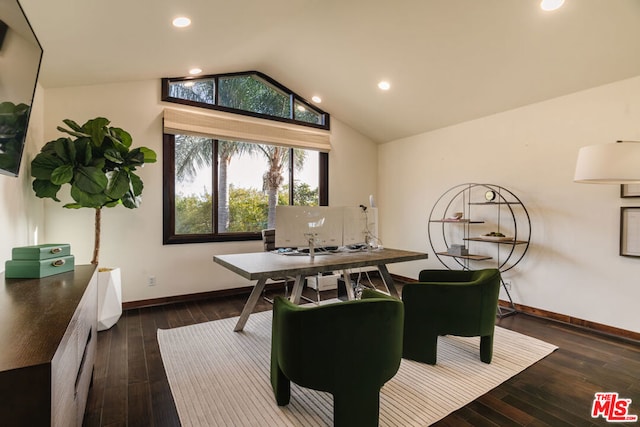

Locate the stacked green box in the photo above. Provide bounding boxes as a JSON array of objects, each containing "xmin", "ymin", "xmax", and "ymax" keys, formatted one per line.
[{"xmin": 5, "ymin": 244, "xmax": 74, "ymax": 278}]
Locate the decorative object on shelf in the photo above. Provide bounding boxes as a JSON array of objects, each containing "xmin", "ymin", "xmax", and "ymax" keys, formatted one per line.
[
  {"xmin": 4, "ymin": 243, "xmax": 74, "ymax": 278},
  {"xmin": 447, "ymin": 244, "xmax": 468, "ymax": 256},
  {"xmin": 621, "ymin": 184, "xmax": 640, "ymax": 198},
  {"xmin": 30, "ymin": 118, "xmax": 157, "ymax": 265},
  {"xmin": 428, "ymin": 183, "xmax": 531, "ymax": 315},
  {"xmin": 574, "ymin": 140, "xmax": 640, "ymax": 184},
  {"xmin": 620, "ymin": 207, "xmax": 640, "ymax": 258},
  {"xmin": 485, "ymin": 190, "xmax": 497, "ymax": 202}
]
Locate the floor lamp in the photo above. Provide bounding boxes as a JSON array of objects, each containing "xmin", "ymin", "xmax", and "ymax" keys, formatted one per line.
[{"xmin": 574, "ymin": 141, "xmax": 640, "ymax": 184}]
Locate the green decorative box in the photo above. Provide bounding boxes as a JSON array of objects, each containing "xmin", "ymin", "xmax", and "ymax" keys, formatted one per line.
[
  {"xmin": 5, "ymin": 255, "xmax": 75, "ymax": 279},
  {"xmin": 12, "ymin": 244, "xmax": 71, "ymax": 260}
]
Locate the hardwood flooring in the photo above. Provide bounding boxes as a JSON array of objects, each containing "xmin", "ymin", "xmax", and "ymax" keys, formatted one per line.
[{"xmin": 83, "ymin": 286, "xmax": 640, "ymax": 427}]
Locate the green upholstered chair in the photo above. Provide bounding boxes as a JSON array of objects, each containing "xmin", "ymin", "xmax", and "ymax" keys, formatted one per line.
[
  {"xmin": 401, "ymin": 268, "xmax": 501, "ymax": 365},
  {"xmin": 270, "ymin": 289, "xmax": 404, "ymax": 427}
]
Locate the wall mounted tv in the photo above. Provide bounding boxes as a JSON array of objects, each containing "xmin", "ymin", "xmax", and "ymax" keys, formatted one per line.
[{"xmin": 0, "ymin": 0, "xmax": 42, "ymax": 176}]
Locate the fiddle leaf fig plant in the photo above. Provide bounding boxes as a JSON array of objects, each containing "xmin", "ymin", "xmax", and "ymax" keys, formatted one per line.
[{"xmin": 31, "ymin": 117, "xmax": 157, "ymax": 265}]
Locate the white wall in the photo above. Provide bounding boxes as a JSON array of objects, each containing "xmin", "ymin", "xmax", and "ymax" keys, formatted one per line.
[
  {"xmin": 41, "ymin": 79, "xmax": 378, "ymax": 302},
  {"xmin": 0, "ymin": 84, "xmax": 45, "ymax": 264},
  {"xmin": 379, "ymin": 76, "xmax": 640, "ymax": 333}
]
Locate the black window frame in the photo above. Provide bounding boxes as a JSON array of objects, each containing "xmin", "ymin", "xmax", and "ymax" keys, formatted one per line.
[
  {"xmin": 161, "ymin": 70, "xmax": 330, "ymax": 131},
  {"xmin": 163, "ymin": 134, "xmax": 329, "ymax": 244}
]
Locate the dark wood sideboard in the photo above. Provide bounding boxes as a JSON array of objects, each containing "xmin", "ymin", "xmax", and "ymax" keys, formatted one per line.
[{"xmin": 0, "ymin": 264, "xmax": 98, "ymax": 426}]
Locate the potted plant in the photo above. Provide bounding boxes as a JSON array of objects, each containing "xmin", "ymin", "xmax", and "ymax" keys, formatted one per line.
[{"xmin": 30, "ymin": 117, "xmax": 157, "ymax": 329}]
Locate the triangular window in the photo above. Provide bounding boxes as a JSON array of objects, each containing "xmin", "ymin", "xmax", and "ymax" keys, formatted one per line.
[{"xmin": 162, "ymin": 71, "xmax": 329, "ymax": 129}]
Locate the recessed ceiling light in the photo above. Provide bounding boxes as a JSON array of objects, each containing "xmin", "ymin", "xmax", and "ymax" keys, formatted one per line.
[
  {"xmin": 540, "ymin": 0, "xmax": 565, "ymax": 11},
  {"xmin": 189, "ymin": 68, "xmax": 202, "ymax": 75},
  {"xmin": 378, "ymin": 81, "xmax": 391, "ymax": 91},
  {"xmin": 172, "ymin": 16, "xmax": 191, "ymax": 28},
  {"xmin": 311, "ymin": 96, "xmax": 322, "ymax": 103}
]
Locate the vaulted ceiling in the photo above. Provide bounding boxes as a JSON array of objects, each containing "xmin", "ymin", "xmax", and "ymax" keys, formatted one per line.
[{"xmin": 20, "ymin": 0, "xmax": 640, "ymax": 143}]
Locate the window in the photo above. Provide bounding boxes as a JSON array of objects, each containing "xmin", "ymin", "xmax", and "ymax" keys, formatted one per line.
[
  {"xmin": 162, "ymin": 71, "xmax": 330, "ymax": 244},
  {"xmin": 162, "ymin": 71, "xmax": 329, "ymax": 129},
  {"xmin": 164, "ymin": 135, "xmax": 328, "ymax": 243}
]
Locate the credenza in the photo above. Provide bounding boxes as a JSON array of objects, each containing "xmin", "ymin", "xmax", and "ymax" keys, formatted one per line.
[{"xmin": 0, "ymin": 264, "xmax": 98, "ymax": 426}]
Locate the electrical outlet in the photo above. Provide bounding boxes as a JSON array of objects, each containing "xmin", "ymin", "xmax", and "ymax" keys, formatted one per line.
[
  {"xmin": 148, "ymin": 276, "xmax": 156, "ymax": 286},
  {"xmin": 503, "ymin": 281, "xmax": 512, "ymax": 290}
]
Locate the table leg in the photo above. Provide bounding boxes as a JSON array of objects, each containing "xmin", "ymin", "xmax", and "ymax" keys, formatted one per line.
[
  {"xmin": 289, "ymin": 275, "xmax": 306, "ymax": 304},
  {"xmin": 234, "ymin": 278, "xmax": 267, "ymax": 332},
  {"xmin": 342, "ymin": 269, "xmax": 355, "ymax": 300},
  {"xmin": 377, "ymin": 264, "xmax": 399, "ymax": 298}
]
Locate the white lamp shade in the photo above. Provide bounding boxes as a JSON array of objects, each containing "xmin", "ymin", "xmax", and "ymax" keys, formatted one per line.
[{"xmin": 574, "ymin": 141, "xmax": 640, "ymax": 184}]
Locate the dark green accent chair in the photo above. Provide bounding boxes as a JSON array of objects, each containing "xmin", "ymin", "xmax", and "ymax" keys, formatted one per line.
[
  {"xmin": 271, "ymin": 289, "xmax": 404, "ymax": 427},
  {"xmin": 401, "ymin": 269, "xmax": 501, "ymax": 365}
]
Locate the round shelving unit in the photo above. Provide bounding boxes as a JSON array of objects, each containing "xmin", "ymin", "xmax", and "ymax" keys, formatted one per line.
[{"xmin": 428, "ymin": 183, "xmax": 531, "ymax": 273}]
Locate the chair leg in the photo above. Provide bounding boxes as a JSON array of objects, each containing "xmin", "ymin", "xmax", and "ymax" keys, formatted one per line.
[
  {"xmin": 480, "ymin": 334, "xmax": 493, "ymax": 363},
  {"xmin": 334, "ymin": 389, "xmax": 380, "ymax": 427},
  {"xmin": 403, "ymin": 332, "xmax": 438, "ymax": 365},
  {"xmin": 270, "ymin": 361, "xmax": 291, "ymax": 406}
]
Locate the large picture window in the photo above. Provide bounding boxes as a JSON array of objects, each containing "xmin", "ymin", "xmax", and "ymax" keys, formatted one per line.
[
  {"xmin": 162, "ymin": 71, "xmax": 330, "ymax": 244},
  {"xmin": 164, "ymin": 135, "xmax": 328, "ymax": 244}
]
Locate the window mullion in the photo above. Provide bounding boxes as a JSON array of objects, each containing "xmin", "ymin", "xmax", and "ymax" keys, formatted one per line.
[
  {"xmin": 213, "ymin": 139, "xmax": 219, "ymax": 235},
  {"xmin": 289, "ymin": 148, "xmax": 295, "ymax": 205}
]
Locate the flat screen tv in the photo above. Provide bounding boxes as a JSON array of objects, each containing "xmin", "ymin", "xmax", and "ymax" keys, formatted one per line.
[{"xmin": 0, "ymin": 0, "xmax": 42, "ymax": 176}]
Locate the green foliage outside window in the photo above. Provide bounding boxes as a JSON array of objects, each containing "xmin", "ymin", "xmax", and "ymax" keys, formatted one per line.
[{"xmin": 175, "ymin": 182, "xmax": 318, "ymax": 235}]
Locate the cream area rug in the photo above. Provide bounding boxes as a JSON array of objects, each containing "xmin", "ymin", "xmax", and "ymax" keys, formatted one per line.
[{"xmin": 158, "ymin": 309, "xmax": 557, "ymax": 427}]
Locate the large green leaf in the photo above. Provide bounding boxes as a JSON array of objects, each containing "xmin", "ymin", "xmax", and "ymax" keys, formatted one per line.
[
  {"xmin": 31, "ymin": 152, "xmax": 64, "ymax": 179},
  {"xmin": 74, "ymin": 138, "xmax": 93, "ymax": 166},
  {"xmin": 105, "ymin": 170, "xmax": 130, "ymax": 199},
  {"xmin": 50, "ymin": 165, "xmax": 74, "ymax": 185},
  {"xmin": 70, "ymin": 185, "xmax": 110, "ymax": 208},
  {"xmin": 121, "ymin": 190, "xmax": 141, "ymax": 209},
  {"xmin": 57, "ymin": 126, "xmax": 90, "ymax": 139},
  {"xmin": 139, "ymin": 146, "xmax": 157, "ymax": 163},
  {"xmin": 125, "ymin": 148, "xmax": 145, "ymax": 167},
  {"xmin": 61, "ymin": 119, "xmax": 83, "ymax": 133},
  {"xmin": 82, "ymin": 117, "xmax": 110, "ymax": 147},
  {"xmin": 53, "ymin": 138, "xmax": 76, "ymax": 164},
  {"xmin": 109, "ymin": 127, "xmax": 132, "ymax": 148},
  {"xmin": 39, "ymin": 139, "xmax": 59, "ymax": 155},
  {"xmin": 74, "ymin": 165, "xmax": 108, "ymax": 194},
  {"xmin": 130, "ymin": 172, "xmax": 143, "ymax": 196},
  {"xmin": 104, "ymin": 148, "xmax": 125, "ymax": 164},
  {"xmin": 32, "ymin": 179, "xmax": 61, "ymax": 201},
  {"xmin": 63, "ymin": 203, "xmax": 83, "ymax": 209}
]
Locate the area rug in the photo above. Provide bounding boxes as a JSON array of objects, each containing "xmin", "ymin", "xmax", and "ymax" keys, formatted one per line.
[{"xmin": 158, "ymin": 309, "xmax": 557, "ymax": 427}]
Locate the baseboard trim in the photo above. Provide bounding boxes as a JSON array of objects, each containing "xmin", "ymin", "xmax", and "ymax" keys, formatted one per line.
[
  {"xmin": 124, "ymin": 273, "xmax": 638, "ymax": 343},
  {"xmin": 122, "ymin": 282, "xmax": 287, "ymax": 310},
  {"xmin": 498, "ymin": 300, "xmax": 640, "ymax": 343}
]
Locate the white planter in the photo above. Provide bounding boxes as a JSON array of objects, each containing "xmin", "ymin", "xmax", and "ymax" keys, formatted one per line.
[{"xmin": 97, "ymin": 267, "xmax": 123, "ymax": 331}]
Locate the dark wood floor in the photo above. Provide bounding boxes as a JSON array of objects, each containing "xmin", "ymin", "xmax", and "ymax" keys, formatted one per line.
[{"xmin": 83, "ymin": 285, "xmax": 640, "ymax": 427}]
